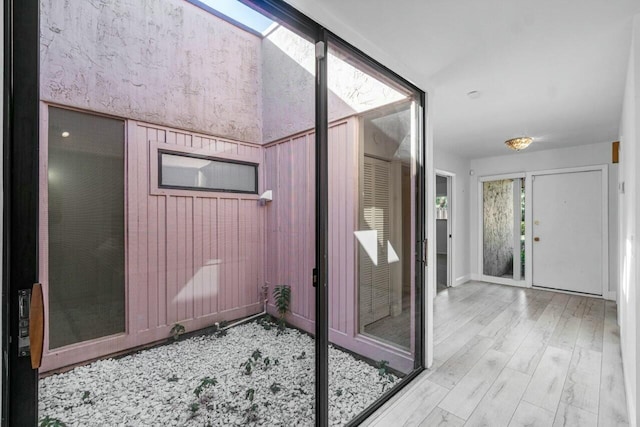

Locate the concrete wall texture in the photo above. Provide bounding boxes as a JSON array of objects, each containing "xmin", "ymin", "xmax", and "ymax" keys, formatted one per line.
[{"xmin": 40, "ymin": 0, "xmax": 263, "ymax": 143}]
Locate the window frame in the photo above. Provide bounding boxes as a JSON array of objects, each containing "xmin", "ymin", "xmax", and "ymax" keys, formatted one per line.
[{"xmin": 156, "ymin": 148, "xmax": 259, "ymax": 196}]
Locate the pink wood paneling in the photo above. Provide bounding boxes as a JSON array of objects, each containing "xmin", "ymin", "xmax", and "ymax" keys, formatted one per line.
[
  {"xmin": 42, "ymin": 121, "xmax": 265, "ymax": 372},
  {"xmin": 264, "ymin": 119, "xmax": 356, "ymax": 335}
]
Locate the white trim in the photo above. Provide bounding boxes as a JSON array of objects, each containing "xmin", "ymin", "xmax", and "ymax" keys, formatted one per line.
[
  {"xmin": 528, "ymin": 164, "xmax": 609, "ymax": 297},
  {"xmin": 478, "ymin": 172, "xmax": 526, "ymax": 182},
  {"xmin": 480, "ymin": 275, "xmax": 529, "ymax": 288},
  {"xmin": 425, "ymin": 97, "xmax": 435, "ymax": 370},
  {"xmin": 532, "ymin": 285, "xmax": 608, "ymax": 300},
  {"xmin": 604, "ymin": 291, "xmax": 617, "ymax": 301},
  {"xmin": 435, "ymin": 169, "xmax": 456, "ymax": 290},
  {"xmin": 454, "ymin": 275, "xmax": 471, "ymax": 287}
]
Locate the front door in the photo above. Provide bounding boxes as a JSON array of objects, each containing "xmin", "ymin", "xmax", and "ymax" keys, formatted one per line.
[{"xmin": 531, "ymin": 169, "xmax": 605, "ymax": 295}]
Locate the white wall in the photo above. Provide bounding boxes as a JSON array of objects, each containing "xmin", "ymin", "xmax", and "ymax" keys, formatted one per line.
[
  {"xmin": 468, "ymin": 141, "xmax": 619, "ymax": 296},
  {"xmin": 435, "ymin": 148, "xmax": 471, "ymax": 285},
  {"xmin": 618, "ymin": 15, "xmax": 640, "ymax": 427}
]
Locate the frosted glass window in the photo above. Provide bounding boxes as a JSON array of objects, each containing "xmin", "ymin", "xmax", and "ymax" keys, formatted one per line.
[{"xmin": 160, "ymin": 152, "xmax": 257, "ymax": 193}]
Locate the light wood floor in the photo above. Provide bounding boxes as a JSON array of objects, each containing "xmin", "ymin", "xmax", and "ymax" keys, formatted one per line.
[{"xmin": 363, "ymin": 281, "xmax": 629, "ymax": 427}]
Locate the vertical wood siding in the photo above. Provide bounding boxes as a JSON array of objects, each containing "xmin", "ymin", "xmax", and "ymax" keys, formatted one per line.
[
  {"xmin": 42, "ymin": 121, "xmax": 265, "ymax": 371},
  {"xmin": 42, "ymin": 116, "xmax": 413, "ymax": 373}
]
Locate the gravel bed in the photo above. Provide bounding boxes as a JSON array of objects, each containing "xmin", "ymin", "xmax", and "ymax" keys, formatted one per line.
[{"xmin": 39, "ymin": 320, "xmax": 397, "ymax": 426}]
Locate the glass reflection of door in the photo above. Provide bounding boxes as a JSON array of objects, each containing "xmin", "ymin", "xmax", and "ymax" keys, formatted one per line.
[
  {"xmin": 481, "ymin": 177, "xmax": 525, "ymax": 282},
  {"xmin": 327, "ymin": 38, "xmax": 424, "ymax": 425}
]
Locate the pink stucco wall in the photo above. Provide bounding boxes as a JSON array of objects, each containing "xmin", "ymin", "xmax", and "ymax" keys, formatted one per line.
[{"xmin": 40, "ymin": 0, "xmax": 263, "ymax": 143}]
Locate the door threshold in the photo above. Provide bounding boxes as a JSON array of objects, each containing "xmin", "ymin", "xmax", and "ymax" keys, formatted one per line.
[{"xmin": 532, "ymin": 285, "xmax": 602, "ymax": 298}]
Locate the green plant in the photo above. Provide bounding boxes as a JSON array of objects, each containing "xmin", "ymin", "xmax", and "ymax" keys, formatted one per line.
[
  {"xmin": 245, "ymin": 388, "xmax": 255, "ymax": 402},
  {"xmin": 189, "ymin": 402, "xmax": 200, "ymax": 414},
  {"xmin": 377, "ymin": 360, "xmax": 396, "ymax": 391},
  {"xmin": 39, "ymin": 417, "xmax": 67, "ymax": 427},
  {"xmin": 170, "ymin": 323, "xmax": 186, "ymax": 341},
  {"xmin": 194, "ymin": 377, "xmax": 217, "ymax": 398},
  {"xmin": 335, "ymin": 389, "xmax": 343, "ymax": 397},
  {"xmin": 295, "ymin": 351, "xmax": 307, "ymax": 360},
  {"xmin": 81, "ymin": 390, "xmax": 93, "ymax": 405},
  {"xmin": 167, "ymin": 374, "xmax": 179, "ymax": 382},
  {"xmin": 251, "ymin": 349, "xmax": 262, "ymax": 361},
  {"xmin": 273, "ymin": 285, "xmax": 291, "ymax": 331},
  {"xmin": 215, "ymin": 322, "xmax": 228, "ymax": 338},
  {"xmin": 241, "ymin": 359, "xmax": 254, "ymax": 375},
  {"xmin": 269, "ymin": 382, "xmax": 282, "ymax": 394}
]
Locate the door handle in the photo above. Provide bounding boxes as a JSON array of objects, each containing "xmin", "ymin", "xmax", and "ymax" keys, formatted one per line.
[
  {"xmin": 30, "ymin": 283, "xmax": 45, "ymax": 369},
  {"xmin": 534, "ymin": 237, "xmax": 540, "ymax": 242},
  {"xmin": 18, "ymin": 284, "xmax": 44, "ymax": 369}
]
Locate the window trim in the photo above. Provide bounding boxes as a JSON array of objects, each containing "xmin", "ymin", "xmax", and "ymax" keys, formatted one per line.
[{"xmin": 157, "ymin": 149, "xmax": 259, "ymax": 195}]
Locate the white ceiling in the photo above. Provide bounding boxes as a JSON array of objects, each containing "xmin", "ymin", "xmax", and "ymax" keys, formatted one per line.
[{"xmin": 284, "ymin": 0, "xmax": 640, "ymax": 159}]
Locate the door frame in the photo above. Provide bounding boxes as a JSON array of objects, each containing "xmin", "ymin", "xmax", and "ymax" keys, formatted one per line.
[
  {"xmin": 435, "ymin": 170, "xmax": 455, "ymax": 289},
  {"xmin": 527, "ymin": 164, "xmax": 609, "ymax": 297},
  {"xmin": 477, "ymin": 172, "xmax": 527, "ymax": 288}
]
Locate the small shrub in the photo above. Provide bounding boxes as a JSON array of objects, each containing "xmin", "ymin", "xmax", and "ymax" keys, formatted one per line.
[
  {"xmin": 170, "ymin": 324, "xmax": 186, "ymax": 341},
  {"xmin": 273, "ymin": 285, "xmax": 291, "ymax": 331},
  {"xmin": 39, "ymin": 417, "xmax": 67, "ymax": 427},
  {"xmin": 269, "ymin": 382, "xmax": 282, "ymax": 394},
  {"xmin": 80, "ymin": 390, "xmax": 93, "ymax": 405},
  {"xmin": 335, "ymin": 389, "xmax": 343, "ymax": 397},
  {"xmin": 194, "ymin": 377, "xmax": 217, "ymax": 398}
]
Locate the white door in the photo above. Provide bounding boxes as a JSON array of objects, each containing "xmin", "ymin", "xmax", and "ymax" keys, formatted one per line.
[{"xmin": 531, "ymin": 170, "xmax": 603, "ymax": 295}]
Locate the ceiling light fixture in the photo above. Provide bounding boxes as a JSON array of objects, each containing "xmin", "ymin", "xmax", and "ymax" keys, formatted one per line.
[
  {"xmin": 61, "ymin": 131, "xmax": 70, "ymax": 138},
  {"xmin": 505, "ymin": 136, "xmax": 533, "ymax": 151}
]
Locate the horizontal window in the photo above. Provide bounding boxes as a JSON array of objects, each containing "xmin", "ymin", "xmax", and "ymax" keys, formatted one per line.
[{"xmin": 159, "ymin": 151, "xmax": 258, "ymax": 194}]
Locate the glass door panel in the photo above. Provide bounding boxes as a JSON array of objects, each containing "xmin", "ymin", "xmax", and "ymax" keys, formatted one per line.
[
  {"xmin": 482, "ymin": 178, "xmax": 525, "ymax": 280},
  {"xmin": 326, "ymin": 40, "xmax": 423, "ymax": 425},
  {"xmin": 37, "ymin": 1, "xmax": 316, "ymax": 425}
]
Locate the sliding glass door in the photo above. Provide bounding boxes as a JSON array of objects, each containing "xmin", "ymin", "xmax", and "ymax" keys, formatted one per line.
[
  {"xmin": 325, "ymin": 38, "xmax": 425, "ymax": 425},
  {"xmin": 4, "ymin": 1, "xmax": 425, "ymax": 425}
]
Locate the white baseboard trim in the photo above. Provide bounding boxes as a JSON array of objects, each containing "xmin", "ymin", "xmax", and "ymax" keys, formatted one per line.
[
  {"xmin": 604, "ymin": 291, "xmax": 616, "ymax": 301},
  {"xmin": 454, "ymin": 275, "xmax": 471, "ymax": 287}
]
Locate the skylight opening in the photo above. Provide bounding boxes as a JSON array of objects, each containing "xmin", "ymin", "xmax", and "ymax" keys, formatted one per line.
[{"xmin": 189, "ymin": 0, "xmax": 277, "ymax": 36}]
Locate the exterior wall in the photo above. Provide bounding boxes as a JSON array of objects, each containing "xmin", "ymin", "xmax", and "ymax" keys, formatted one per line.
[
  {"xmin": 41, "ymin": 120, "xmax": 265, "ymax": 371},
  {"xmin": 40, "ymin": 0, "xmax": 263, "ymax": 143},
  {"xmin": 618, "ymin": 15, "xmax": 640, "ymax": 427},
  {"xmin": 469, "ymin": 141, "xmax": 618, "ymax": 296},
  {"xmin": 263, "ymin": 126, "xmax": 317, "ymax": 329},
  {"xmin": 264, "ymin": 118, "xmax": 415, "ymax": 372}
]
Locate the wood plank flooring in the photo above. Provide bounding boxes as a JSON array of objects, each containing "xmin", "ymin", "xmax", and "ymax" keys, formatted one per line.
[{"xmin": 362, "ymin": 281, "xmax": 629, "ymax": 427}]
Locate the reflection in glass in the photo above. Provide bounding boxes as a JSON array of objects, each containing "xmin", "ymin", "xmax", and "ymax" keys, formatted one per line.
[
  {"xmin": 160, "ymin": 152, "xmax": 257, "ymax": 193},
  {"xmin": 48, "ymin": 107, "xmax": 125, "ymax": 348},
  {"xmin": 327, "ymin": 41, "xmax": 421, "ymax": 424}
]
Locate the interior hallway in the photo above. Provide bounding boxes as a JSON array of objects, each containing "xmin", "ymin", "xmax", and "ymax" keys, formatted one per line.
[{"xmin": 363, "ymin": 281, "xmax": 628, "ymax": 426}]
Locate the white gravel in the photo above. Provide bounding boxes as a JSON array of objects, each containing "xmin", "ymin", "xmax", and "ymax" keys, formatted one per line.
[{"xmin": 39, "ymin": 320, "xmax": 397, "ymax": 426}]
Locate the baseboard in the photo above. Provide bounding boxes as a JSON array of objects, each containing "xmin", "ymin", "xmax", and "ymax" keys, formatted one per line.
[
  {"xmin": 454, "ymin": 275, "xmax": 471, "ymax": 287},
  {"xmin": 604, "ymin": 291, "xmax": 617, "ymax": 301}
]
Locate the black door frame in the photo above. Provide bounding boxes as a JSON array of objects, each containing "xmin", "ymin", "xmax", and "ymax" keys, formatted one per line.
[{"xmin": 2, "ymin": 0, "xmax": 426, "ymax": 425}]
